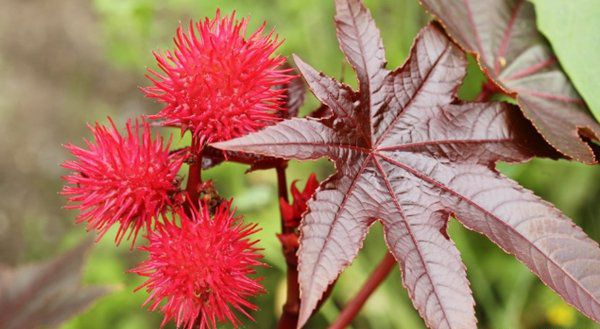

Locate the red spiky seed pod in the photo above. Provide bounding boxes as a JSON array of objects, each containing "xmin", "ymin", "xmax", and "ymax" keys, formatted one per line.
[
  {"xmin": 132, "ymin": 201, "xmax": 264, "ymax": 329},
  {"xmin": 61, "ymin": 118, "xmax": 183, "ymax": 246},
  {"xmin": 143, "ymin": 10, "xmax": 293, "ymax": 144}
]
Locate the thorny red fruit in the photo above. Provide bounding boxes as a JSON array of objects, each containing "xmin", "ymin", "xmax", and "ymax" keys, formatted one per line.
[
  {"xmin": 143, "ymin": 10, "xmax": 294, "ymax": 144},
  {"xmin": 61, "ymin": 118, "xmax": 183, "ymax": 246},
  {"xmin": 132, "ymin": 201, "xmax": 264, "ymax": 329}
]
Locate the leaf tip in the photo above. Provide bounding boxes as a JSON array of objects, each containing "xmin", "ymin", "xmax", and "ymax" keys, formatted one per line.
[{"xmin": 291, "ymin": 54, "xmax": 313, "ymax": 76}]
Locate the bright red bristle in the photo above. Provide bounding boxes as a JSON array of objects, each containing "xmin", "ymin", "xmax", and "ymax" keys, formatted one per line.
[
  {"xmin": 131, "ymin": 201, "xmax": 264, "ymax": 329},
  {"xmin": 143, "ymin": 10, "xmax": 293, "ymax": 144},
  {"xmin": 61, "ymin": 118, "xmax": 183, "ymax": 246}
]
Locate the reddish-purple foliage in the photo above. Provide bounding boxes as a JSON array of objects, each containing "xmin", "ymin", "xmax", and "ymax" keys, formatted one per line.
[
  {"xmin": 0, "ymin": 240, "xmax": 110, "ymax": 329},
  {"xmin": 132, "ymin": 201, "xmax": 264, "ymax": 329},
  {"xmin": 143, "ymin": 11, "xmax": 293, "ymax": 144},
  {"xmin": 214, "ymin": 0, "xmax": 600, "ymax": 327},
  {"xmin": 61, "ymin": 118, "xmax": 183, "ymax": 246},
  {"xmin": 419, "ymin": 0, "xmax": 600, "ymax": 164}
]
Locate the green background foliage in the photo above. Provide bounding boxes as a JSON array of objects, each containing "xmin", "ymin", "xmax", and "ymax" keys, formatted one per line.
[{"xmin": 0, "ymin": 0, "xmax": 597, "ymax": 328}]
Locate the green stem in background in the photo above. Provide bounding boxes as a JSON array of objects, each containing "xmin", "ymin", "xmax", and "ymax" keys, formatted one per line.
[{"xmin": 329, "ymin": 252, "xmax": 396, "ymax": 329}]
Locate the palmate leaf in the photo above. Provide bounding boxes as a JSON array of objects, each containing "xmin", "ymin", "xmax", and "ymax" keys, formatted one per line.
[
  {"xmin": 419, "ymin": 0, "xmax": 600, "ymax": 164},
  {"xmin": 213, "ymin": 0, "xmax": 600, "ymax": 328}
]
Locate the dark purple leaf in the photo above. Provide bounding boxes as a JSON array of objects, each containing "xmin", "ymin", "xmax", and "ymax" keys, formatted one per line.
[
  {"xmin": 307, "ymin": 104, "xmax": 332, "ymax": 119},
  {"xmin": 201, "ymin": 145, "xmax": 287, "ymax": 172},
  {"xmin": 0, "ymin": 239, "xmax": 112, "ymax": 329},
  {"xmin": 275, "ymin": 62, "xmax": 306, "ymax": 120},
  {"xmin": 213, "ymin": 0, "xmax": 600, "ymax": 328},
  {"xmin": 280, "ymin": 70, "xmax": 306, "ymax": 119},
  {"xmin": 419, "ymin": 0, "xmax": 600, "ymax": 164}
]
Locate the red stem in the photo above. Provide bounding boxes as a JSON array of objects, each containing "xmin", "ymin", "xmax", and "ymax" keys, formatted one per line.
[
  {"xmin": 475, "ymin": 88, "xmax": 493, "ymax": 102},
  {"xmin": 185, "ymin": 138, "xmax": 202, "ymax": 210},
  {"xmin": 277, "ymin": 165, "xmax": 289, "ymax": 206},
  {"xmin": 276, "ymin": 163, "xmax": 303, "ymax": 329},
  {"xmin": 329, "ymin": 252, "xmax": 396, "ymax": 329},
  {"xmin": 475, "ymin": 80, "xmax": 501, "ymax": 102}
]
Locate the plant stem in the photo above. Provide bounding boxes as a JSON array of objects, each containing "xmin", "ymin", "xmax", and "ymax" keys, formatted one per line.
[
  {"xmin": 329, "ymin": 252, "xmax": 396, "ymax": 329},
  {"xmin": 275, "ymin": 163, "xmax": 302, "ymax": 329},
  {"xmin": 278, "ymin": 264, "xmax": 300, "ymax": 329},
  {"xmin": 185, "ymin": 138, "xmax": 202, "ymax": 210},
  {"xmin": 276, "ymin": 165, "xmax": 289, "ymax": 207},
  {"xmin": 475, "ymin": 88, "xmax": 493, "ymax": 102},
  {"xmin": 476, "ymin": 80, "xmax": 501, "ymax": 102}
]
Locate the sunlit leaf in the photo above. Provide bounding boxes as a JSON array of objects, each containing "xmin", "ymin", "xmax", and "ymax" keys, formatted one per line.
[
  {"xmin": 419, "ymin": 0, "xmax": 600, "ymax": 163},
  {"xmin": 530, "ymin": 0, "xmax": 600, "ymax": 122}
]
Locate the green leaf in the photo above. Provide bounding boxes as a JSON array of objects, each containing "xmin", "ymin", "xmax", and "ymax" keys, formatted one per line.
[{"xmin": 530, "ymin": 0, "xmax": 600, "ymax": 122}]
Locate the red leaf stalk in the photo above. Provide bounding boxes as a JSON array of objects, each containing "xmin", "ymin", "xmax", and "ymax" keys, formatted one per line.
[
  {"xmin": 185, "ymin": 137, "xmax": 203, "ymax": 210},
  {"xmin": 276, "ymin": 164, "xmax": 299, "ymax": 329},
  {"xmin": 329, "ymin": 253, "xmax": 396, "ymax": 329},
  {"xmin": 276, "ymin": 172, "xmax": 320, "ymax": 328}
]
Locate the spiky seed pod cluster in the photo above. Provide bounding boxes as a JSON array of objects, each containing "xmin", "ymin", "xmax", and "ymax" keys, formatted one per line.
[{"xmin": 61, "ymin": 10, "xmax": 289, "ymax": 328}]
